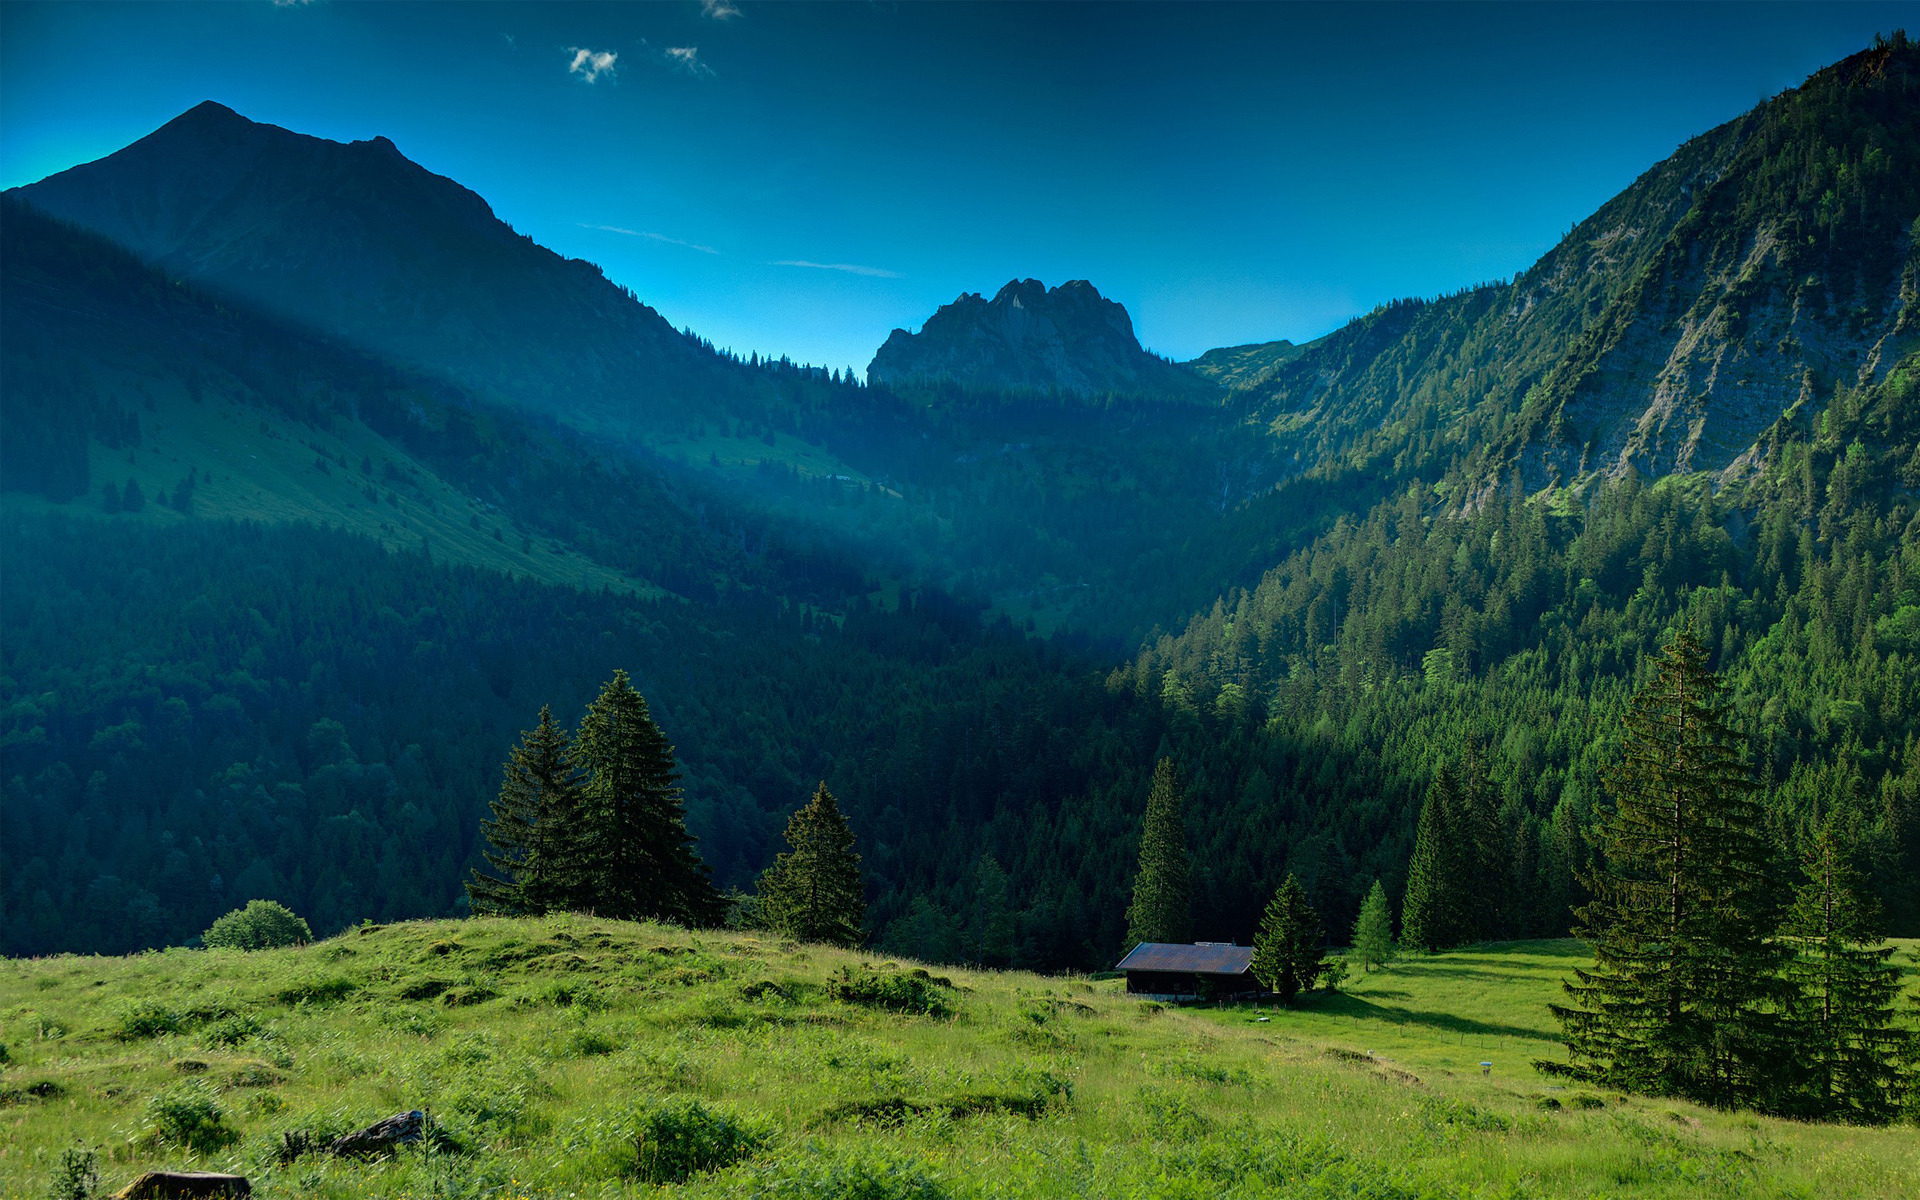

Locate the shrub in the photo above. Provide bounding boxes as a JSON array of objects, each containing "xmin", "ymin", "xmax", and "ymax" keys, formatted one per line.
[
  {"xmin": 47, "ymin": 1147, "xmax": 97, "ymax": 1200},
  {"xmin": 629, "ymin": 1098, "xmax": 769, "ymax": 1183},
  {"xmin": 827, "ymin": 967, "xmax": 953, "ymax": 1016},
  {"xmin": 115, "ymin": 1000, "xmax": 186, "ymax": 1040},
  {"xmin": 201, "ymin": 1013, "xmax": 262, "ymax": 1048},
  {"xmin": 562, "ymin": 1027, "xmax": 618, "ymax": 1058},
  {"xmin": 143, "ymin": 1081, "xmax": 241, "ymax": 1152},
  {"xmin": 202, "ymin": 900, "xmax": 312, "ymax": 950}
]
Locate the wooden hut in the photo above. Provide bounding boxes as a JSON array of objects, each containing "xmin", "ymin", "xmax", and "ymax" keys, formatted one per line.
[{"xmin": 1115, "ymin": 941, "xmax": 1259, "ymax": 1000}]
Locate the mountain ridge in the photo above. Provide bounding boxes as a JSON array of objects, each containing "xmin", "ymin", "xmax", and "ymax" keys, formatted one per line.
[
  {"xmin": 8, "ymin": 101, "xmax": 757, "ymax": 442},
  {"xmin": 1229, "ymin": 39, "xmax": 1920, "ymax": 506}
]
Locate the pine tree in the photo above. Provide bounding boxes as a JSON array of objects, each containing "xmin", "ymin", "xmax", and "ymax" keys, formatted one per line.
[
  {"xmin": 1402, "ymin": 765, "xmax": 1470, "ymax": 951},
  {"xmin": 1461, "ymin": 738, "xmax": 1510, "ymax": 940},
  {"xmin": 1542, "ymin": 629, "xmax": 1788, "ymax": 1109},
  {"xmin": 1353, "ymin": 878, "xmax": 1397, "ymax": 972},
  {"xmin": 1125, "ymin": 757, "xmax": 1190, "ymax": 950},
  {"xmin": 466, "ymin": 706, "xmax": 589, "ymax": 915},
  {"xmin": 1251, "ymin": 873, "xmax": 1329, "ymax": 1003},
  {"xmin": 964, "ymin": 853, "xmax": 1016, "ymax": 967},
  {"xmin": 1781, "ymin": 825, "xmax": 1908, "ymax": 1123},
  {"xmin": 574, "ymin": 670, "xmax": 722, "ymax": 926},
  {"xmin": 757, "ymin": 782, "xmax": 866, "ymax": 947}
]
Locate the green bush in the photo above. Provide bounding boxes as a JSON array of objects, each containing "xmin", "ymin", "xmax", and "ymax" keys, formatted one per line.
[
  {"xmin": 115, "ymin": 1000, "xmax": 187, "ymax": 1040},
  {"xmin": 562, "ymin": 1027, "xmax": 618, "ymax": 1058},
  {"xmin": 202, "ymin": 900, "xmax": 312, "ymax": 950},
  {"xmin": 827, "ymin": 967, "xmax": 953, "ymax": 1016},
  {"xmin": 629, "ymin": 1098, "xmax": 769, "ymax": 1184},
  {"xmin": 201, "ymin": 1013, "xmax": 262, "ymax": 1048},
  {"xmin": 47, "ymin": 1147, "xmax": 97, "ymax": 1200},
  {"xmin": 142, "ymin": 1081, "xmax": 241, "ymax": 1152}
]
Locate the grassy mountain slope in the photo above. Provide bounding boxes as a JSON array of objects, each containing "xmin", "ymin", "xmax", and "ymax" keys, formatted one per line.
[
  {"xmin": 1186, "ymin": 338, "xmax": 1308, "ymax": 391},
  {"xmin": 1, "ymin": 340, "xmax": 658, "ymax": 600},
  {"xmin": 3, "ymin": 917, "xmax": 1915, "ymax": 1199}
]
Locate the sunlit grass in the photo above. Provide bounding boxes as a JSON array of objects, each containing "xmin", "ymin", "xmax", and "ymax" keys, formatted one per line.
[{"xmin": 2, "ymin": 919, "xmax": 1915, "ymax": 1198}]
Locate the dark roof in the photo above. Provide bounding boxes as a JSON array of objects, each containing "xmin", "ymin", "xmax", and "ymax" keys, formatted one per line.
[{"xmin": 1114, "ymin": 942, "xmax": 1254, "ymax": 975}]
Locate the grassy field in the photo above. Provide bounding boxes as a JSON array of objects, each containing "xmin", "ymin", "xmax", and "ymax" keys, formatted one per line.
[{"xmin": 2, "ymin": 919, "xmax": 1915, "ymax": 1199}]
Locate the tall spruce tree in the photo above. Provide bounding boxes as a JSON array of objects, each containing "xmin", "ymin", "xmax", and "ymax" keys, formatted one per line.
[
  {"xmin": 1251, "ymin": 873, "xmax": 1329, "ymax": 1003},
  {"xmin": 574, "ymin": 670, "xmax": 722, "ymax": 926},
  {"xmin": 1125, "ymin": 757, "xmax": 1191, "ymax": 950},
  {"xmin": 1461, "ymin": 739, "xmax": 1510, "ymax": 940},
  {"xmin": 1781, "ymin": 825, "xmax": 1908, "ymax": 1123},
  {"xmin": 1542, "ymin": 629, "xmax": 1788, "ymax": 1109},
  {"xmin": 757, "ymin": 782, "xmax": 866, "ymax": 947},
  {"xmin": 466, "ymin": 706, "xmax": 589, "ymax": 915},
  {"xmin": 1401, "ymin": 765, "xmax": 1471, "ymax": 951},
  {"xmin": 1352, "ymin": 878, "xmax": 1397, "ymax": 972}
]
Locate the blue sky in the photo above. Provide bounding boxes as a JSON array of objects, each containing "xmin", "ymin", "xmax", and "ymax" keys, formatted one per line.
[{"xmin": 1, "ymin": 2, "xmax": 1910, "ymax": 373}]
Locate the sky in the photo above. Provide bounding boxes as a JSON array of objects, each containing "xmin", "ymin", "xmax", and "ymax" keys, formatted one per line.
[{"xmin": 1, "ymin": 1, "xmax": 1911, "ymax": 373}]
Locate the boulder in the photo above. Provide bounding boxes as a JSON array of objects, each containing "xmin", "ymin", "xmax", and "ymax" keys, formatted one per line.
[
  {"xmin": 113, "ymin": 1172, "xmax": 250, "ymax": 1199},
  {"xmin": 328, "ymin": 1109, "xmax": 427, "ymax": 1159}
]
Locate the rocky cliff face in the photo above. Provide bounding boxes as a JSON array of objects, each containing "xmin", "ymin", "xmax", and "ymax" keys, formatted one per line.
[
  {"xmin": 869, "ymin": 278, "xmax": 1210, "ymax": 399},
  {"xmin": 1235, "ymin": 40, "xmax": 1920, "ymax": 500}
]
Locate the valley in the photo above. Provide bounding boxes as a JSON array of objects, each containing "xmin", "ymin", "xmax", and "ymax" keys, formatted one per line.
[{"xmin": 2, "ymin": 18, "xmax": 1920, "ymax": 1192}]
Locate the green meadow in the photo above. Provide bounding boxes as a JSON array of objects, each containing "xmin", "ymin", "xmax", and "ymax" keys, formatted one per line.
[{"xmin": 3, "ymin": 918, "xmax": 1916, "ymax": 1199}]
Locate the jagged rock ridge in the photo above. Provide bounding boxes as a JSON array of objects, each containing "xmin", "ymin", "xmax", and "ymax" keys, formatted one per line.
[{"xmin": 869, "ymin": 278, "xmax": 1210, "ymax": 398}]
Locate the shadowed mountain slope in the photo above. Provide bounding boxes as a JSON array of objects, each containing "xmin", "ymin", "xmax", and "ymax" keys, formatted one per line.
[{"xmin": 8, "ymin": 101, "xmax": 771, "ymax": 441}]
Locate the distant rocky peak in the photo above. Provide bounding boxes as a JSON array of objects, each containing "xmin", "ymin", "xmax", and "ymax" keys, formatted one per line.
[{"xmin": 870, "ymin": 277, "xmax": 1204, "ymax": 399}]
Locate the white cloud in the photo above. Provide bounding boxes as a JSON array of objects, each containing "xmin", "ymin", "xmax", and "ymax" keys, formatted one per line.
[
  {"xmin": 567, "ymin": 47, "xmax": 618, "ymax": 83},
  {"xmin": 272, "ymin": 0, "xmax": 314, "ymax": 7},
  {"xmin": 772, "ymin": 260, "xmax": 904, "ymax": 279},
  {"xmin": 579, "ymin": 224, "xmax": 719, "ymax": 255},
  {"xmin": 701, "ymin": 0, "xmax": 742, "ymax": 20},
  {"xmin": 664, "ymin": 46, "xmax": 715, "ymax": 77}
]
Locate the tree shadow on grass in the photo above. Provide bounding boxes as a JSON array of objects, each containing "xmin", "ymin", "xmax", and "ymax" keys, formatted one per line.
[{"xmin": 1301, "ymin": 991, "xmax": 1560, "ymax": 1043}]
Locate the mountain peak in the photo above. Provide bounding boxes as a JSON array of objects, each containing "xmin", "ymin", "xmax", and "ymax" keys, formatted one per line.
[
  {"xmin": 174, "ymin": 99, "xmax": 245, "ymax": 124},
  {"xmin": 870, "ymin": 277, "xmax": 1206, "ymax": 399},
  {"xmin": 5, "ymin": 102, "xmax": 725, "ymax": 434}
]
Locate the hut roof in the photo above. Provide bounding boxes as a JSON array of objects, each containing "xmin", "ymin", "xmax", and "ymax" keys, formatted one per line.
[{"xmin": 1115, "ymin": 942, "xmax": 1254, "ymax": 975}]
